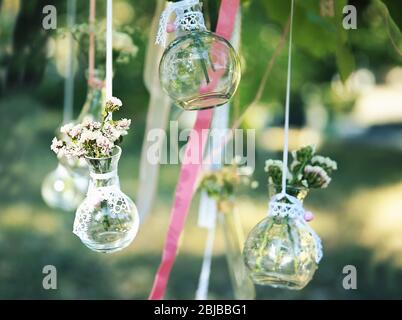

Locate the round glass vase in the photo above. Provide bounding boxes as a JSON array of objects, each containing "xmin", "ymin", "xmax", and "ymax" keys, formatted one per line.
[
  {"xmin": 73, "ymin": 147, "xmax": 139, "ymax": 253},
  {"xmin": 159, "ymin": 29, "xmax": 241, "ymax": 110},
  {"xmin": 243, "ymin": 185, "xmax": 318, "ymax": 290},
  {"xmin": 41, "ymin": 162, "xmax": 87, "ymax": 211}
]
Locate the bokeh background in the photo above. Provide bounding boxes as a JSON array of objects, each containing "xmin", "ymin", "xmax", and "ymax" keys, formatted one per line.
[{"xmin": 1, "ymin": 0, "xmax": 402, "ymax": 299}]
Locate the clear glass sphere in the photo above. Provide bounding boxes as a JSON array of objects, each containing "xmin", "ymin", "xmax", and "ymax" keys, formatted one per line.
[
  {"xmin": 159, "ymin": 31, "xmax": 241, "ymax": 110},
  {"xmin": 75, "ymin": 189, "xmax": 139, "ymax": 253},
  {"xmin": 41, "ymin": 164, "xmax": 87, "ymax": 211},
  {"xmin": 243, "ymin": 216, "xmax": 318, "ymax": 290},
  {"xmin": 243, "ymin": 185, "xmax": 318, "ymax": 290},
  {"xmin": 73, "ymin": 147, "xmax": 139, "ymax": 253}
]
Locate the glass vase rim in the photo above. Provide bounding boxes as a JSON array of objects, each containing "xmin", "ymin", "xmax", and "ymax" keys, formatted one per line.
[
  {"xmin": 164, "ymin": 30, "xmax": 237, "ymax": 52},
  {"xmin": 84, "ymin": 146, "xmax": 121, "ymax": 161}
]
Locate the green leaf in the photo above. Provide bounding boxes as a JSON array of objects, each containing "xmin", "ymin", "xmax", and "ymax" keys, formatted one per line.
[
  {"xmin": 335, "ymin": 43, "xmax": 355, "ymax": 82},
  {"xmin": 372, "ymin": 0, "xmax": 402, "ymax": 57}
]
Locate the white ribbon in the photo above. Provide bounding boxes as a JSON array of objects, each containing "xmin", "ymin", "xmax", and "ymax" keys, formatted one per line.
[
  {"xmin": 195, "ymin": 219, "xmax": 216, "ymax": 300},
  {"xmin": 269, "ymin": 0, "xmax": 323, "ymax": 264},
  {"xmin": 280, "ymin": 0, "xmax": 294, "ymax": 194},
  {"xmin": 197, "ymin": 191, "xmax": 217, "ymax": 229},
  {"xmin": 155, "ymin": 0, "xmax": 206, "ymax": 48},
  {"xmin": 105, "ymin": 0, "xmax": 113, "ymax": 100},
  {"xmin": 89, "ymin": 171, "xmax": 117, "ymax": 180}
]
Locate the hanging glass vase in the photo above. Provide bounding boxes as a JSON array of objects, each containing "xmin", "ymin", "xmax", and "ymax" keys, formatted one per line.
[
  {"xmin": 243, "ymin": 185, "xmax": 322, "ymax": 290},
  {"xmin": 157, "ymin": 0, "xmax": 241, "ymax": 110},
  {"xmin": 42, "ymin": 70, "xmax": 106, "ymax": 211},
  {"xmin": 73, "ymin": 147, "xmax": 139, "ymax": 253},
  {"xmin": 217, "ymin": 199, "xmax": 255, "ymax": 299},
  {"xmin": 41, "ymin": 161, "xmax": 88, "ymax": 212}
]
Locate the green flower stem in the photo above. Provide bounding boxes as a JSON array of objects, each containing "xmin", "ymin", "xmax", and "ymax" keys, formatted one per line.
[
  {"xmin": 193, "ymin": 35, "xmax": 210, "ymax": 84},
  {"xmin": 255, "ymin": 218, "xmax": 275, "ymax": 272}
]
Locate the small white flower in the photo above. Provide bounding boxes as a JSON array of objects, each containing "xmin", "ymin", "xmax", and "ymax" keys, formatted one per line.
[
  {"xmin": 311, "ymin": 155, "xmax": 337, "ymax": 171},
  {"xmin": 304, "ymin": 165, "xmax": 331, "ymax": 188},
  {"xmin": 50, "ymin": 137, "xmax": 64, "ymax": 153},
  {"xmin": 79, "ymin": 129, "xmax": 100, "ymax": 143},
  {"xmin": 82, "ymin": 118, "xmax": 102, "ymax": 131},
  {"xmin": 56, "ymin": 147, "xmax": 66, "ymax": 159},
  {"xmin": 69, "ymin": 124, "xmax": 83, "ymax": 139},
  {"xmin": 264, "ymin": 159, "xmax": 283, "ymax": 172},
  {"xmin": 115, "ymin": 118, "xmax": 131, "ymax": 132},
  {"xmin": 109, "ymin": 97, "xmax": 122, "ymax": 107},
  {"xmin": 60, "ymin": 123, "xmax": 74, "ymax": 135},
  {"xmin": 103, "ymin": 122, "xmax": 121, "ymax": 141},
  {"xmin": 96, "ymin": 136, "xmax": 114, "ymax": 154}
]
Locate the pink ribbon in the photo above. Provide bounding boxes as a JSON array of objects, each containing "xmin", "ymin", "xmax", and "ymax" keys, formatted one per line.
[{"xmin": 148, "ymin": 0, "xmax": 240, "ymax": 300}]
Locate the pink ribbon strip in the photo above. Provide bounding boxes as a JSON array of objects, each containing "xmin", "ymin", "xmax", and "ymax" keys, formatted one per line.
[{"xmin": 148, "ymin": 0, "xmax": 240, "ymax": 300}]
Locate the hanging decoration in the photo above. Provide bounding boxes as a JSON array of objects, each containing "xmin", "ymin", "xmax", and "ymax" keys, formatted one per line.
[
  {"xmin": 136, "ymin": 0, "xmax": 172, "ymax": 222},
  {"xmin": 51, "ymin": 99, "xmax": 139, "ymax": 253},
  {"xmin": 243, "ymin": 0, "xmax": 337, "ymax": 290},
  {"xmin": 41, "ymin": 0, "xmax": 85, "ymax": 212},
  {"xmin": 198, "ymin": 162, "xmax": 256, "ymax": 299},
  {"xmin": 242, "ymin": 145, "xmax": 337, "ymax": 289},
  {"xmin": 50, "ymin": 0, "xmax": 140, "ymax": 253},
  {"xmin": 148, "ymin": 0, "xmax": 240, "ymax": 300},
  {"xmin": 156, "ymin": 0, "xmax": 241, "ymax": 110}
]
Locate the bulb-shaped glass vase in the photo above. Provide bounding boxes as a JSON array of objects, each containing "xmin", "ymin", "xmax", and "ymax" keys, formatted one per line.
[
  {"xmin": 159, "ymin": 18, "xmax": 241, "ymax": 110},
  {"xmin": 42, "ymin": 71, "xmax": 106, "ymax": 211},
  {"xmin": 41, "ymin": 161, "xmax": 88, "ymax": 211},
  {"xmin": 243, "ymin": 185, "xmax": 319, "ymax": 290},
  {"xmin": 73, "ymin": 147, "xmax": 139, "ymax": 253}
]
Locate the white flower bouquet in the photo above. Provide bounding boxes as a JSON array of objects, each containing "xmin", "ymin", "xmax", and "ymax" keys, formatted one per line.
[
  {"xmin": 265, "ymin": 145, "xmax": 338, "ymax": 195},
  {"xmin": 51, "ymin": 97, "xmax": 131, "ymax": 159}
]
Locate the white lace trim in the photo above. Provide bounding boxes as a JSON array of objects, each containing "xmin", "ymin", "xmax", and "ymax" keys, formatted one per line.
[
  {"xmin": 156, "ymin": 0, "xmax": 206, "ymax": 48},
  {"xmin": 268, "ymin": 193, "xmax": 323, "ymax": 263},
  {"xmin": 73, "ymin": 185, "xmax": 134, "ymax": 241}
]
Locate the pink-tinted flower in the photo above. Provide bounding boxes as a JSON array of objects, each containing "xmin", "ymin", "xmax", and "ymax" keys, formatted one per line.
[
  {"xmin": 60, "ymin": 123, "xmax": 74, "ymax": 135},
  {"xmin": 69, "ymin": 124, "xmax": 83, "ymax": 139},
  {"xmin": 50, "ymin": 137, "xmax": 64, "ymax": 154},
  {"xmin": 115, "ymin": 118, "xmax": 131, "ymax": 132},
  {"xmin": 96, "ymin": 136, "xmax": 114, "ymax": 154},
  {"xmin": 79, "ymin": 129, "xmax": 100, "ymax": 143}
]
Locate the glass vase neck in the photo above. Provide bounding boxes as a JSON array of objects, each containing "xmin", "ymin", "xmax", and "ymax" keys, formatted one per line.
[
  {"xmin": 85, "ymin": 147, "xmax": 121, "ymax": 187},
  {"xmin": 268, "ymin": 184, "xmax": 309, "ymax": 202}
]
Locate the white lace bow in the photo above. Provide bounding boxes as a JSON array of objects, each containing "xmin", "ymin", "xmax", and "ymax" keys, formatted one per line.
[{"xmin": 156, "ymin": 0, "xmax": 207, "ymax": 47}]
